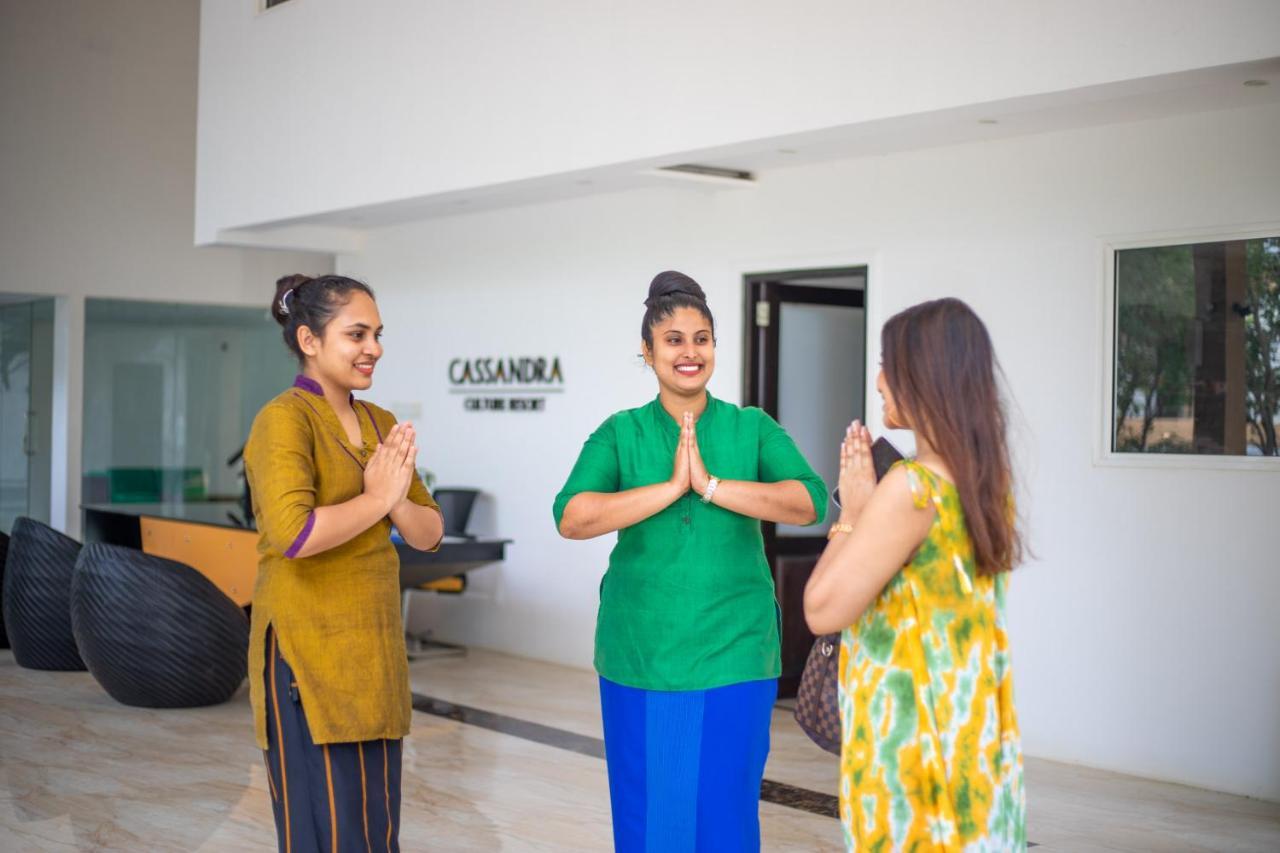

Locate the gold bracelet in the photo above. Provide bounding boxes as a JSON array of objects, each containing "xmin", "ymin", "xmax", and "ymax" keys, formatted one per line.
[{"xmin": 826, "ymin": 522, "xmax": 855, "ymax": 539}]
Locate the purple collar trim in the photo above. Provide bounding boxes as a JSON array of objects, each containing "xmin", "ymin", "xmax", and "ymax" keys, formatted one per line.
[
  {"xmin": 293, "ymin": 374, "xmax": 354, "ymax": 403},
  {"xmin": 293, "ymin": 374, "xmax": 324, "ymax": 396}
]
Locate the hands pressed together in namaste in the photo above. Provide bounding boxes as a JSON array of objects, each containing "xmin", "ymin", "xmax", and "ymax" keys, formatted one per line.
[
  {"xmin": 363, "ymin": 421, "xmax": 419, "ymax": 514},
  {"xmin": 668, "ymin": 411, "xmax": 714, "ymax": 497},
  {"xmin": 836, "ymin": 419, "xmax": 877, "ymax": 525}
]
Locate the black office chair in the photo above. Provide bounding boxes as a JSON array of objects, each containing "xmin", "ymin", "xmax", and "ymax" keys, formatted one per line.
[
  {"xmin": 432, "ymin": 488, "xmax": 479, "ymax": 538},
  {"xmin": 70, "ymin": 543, "xmax": 248, "ymax": 708},
  {"xmin": 3, "ymin": 518, "xmax": 86, "ymax": 670},
  {"xmin": 402, "ymin": 488, "xmax": 480, "ymax": 658}
]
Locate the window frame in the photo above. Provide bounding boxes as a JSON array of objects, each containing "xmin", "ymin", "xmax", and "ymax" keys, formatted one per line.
[{"xmin": 1098, "ymin": 222, "xmax": 1280, "ymax": 472}]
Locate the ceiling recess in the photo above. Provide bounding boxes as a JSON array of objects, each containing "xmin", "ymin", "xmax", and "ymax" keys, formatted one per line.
[{"xmin": 657, "ymin": 164, "xmax": 755, "ymax": 183}]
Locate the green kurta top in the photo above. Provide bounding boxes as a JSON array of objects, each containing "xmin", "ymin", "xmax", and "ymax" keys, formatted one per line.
[{"xmin": 553, "ymin": 393, "xmax": 827, "ymax": 692}]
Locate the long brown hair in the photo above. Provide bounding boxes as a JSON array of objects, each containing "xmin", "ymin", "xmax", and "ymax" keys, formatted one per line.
[{"xmin": 881, "ymin": 298, "xmax": 1022, "ymax": 575}]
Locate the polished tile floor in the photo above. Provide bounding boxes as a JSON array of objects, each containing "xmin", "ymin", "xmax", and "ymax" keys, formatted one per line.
[{"xmin": 2, "ymin": 648, "xmax": 1278, "ymax": 851}]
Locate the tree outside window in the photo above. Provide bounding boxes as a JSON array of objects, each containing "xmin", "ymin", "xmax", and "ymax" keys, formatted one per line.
[{"xmin": 1114, "ymin": 236, "xmax": 1279, "ymax": 457}]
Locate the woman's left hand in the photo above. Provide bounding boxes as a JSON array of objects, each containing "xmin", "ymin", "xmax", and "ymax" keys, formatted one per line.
[
  {"xmin": 685, "ymin": 412, "xmax": 712, "ymax": 496},
  {"xmin": 837, "ymin": 420, "xmax": 876, "ymax": 524}
]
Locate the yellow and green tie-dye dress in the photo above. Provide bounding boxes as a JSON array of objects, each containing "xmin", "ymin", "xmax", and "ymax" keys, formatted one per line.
[{"xmin": 838, "ymin": 460, "xmax": 1025, "ymax": 851}]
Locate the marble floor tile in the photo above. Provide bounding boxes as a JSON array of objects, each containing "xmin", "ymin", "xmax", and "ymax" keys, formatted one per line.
[{"xmin": 3, "ymin": 649, "xmax": 1278, "ymax": 851}]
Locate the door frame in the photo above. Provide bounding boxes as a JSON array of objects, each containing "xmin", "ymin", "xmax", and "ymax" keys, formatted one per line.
[
  {"xmin": 732, "ymin": 251, "xmax": 883, "ymax": 412},
  {"xmin": 734, "ymin": 257, "xmax": 876, "ymax": 695},
  {"xmin": 740, "ymin": 266, "xmax": 870, "ymax": 560}
]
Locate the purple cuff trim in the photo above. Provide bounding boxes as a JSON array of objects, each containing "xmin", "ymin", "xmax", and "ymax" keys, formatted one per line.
[{"xmin": 284, "ymin": 511, "xmax": 316, "ymax": 559}]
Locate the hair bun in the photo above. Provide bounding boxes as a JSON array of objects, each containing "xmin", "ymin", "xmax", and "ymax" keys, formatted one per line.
[
  {"xmin": 271, "ymin": 274, "xmax": 315, "ymax": 325},
  {"xmin": 276, "ymin": 273, "xmax": 314, "ymax": 292},
  {"xmin": 645, "ymin": 270, "xmax": 706, "ymax": 307}
]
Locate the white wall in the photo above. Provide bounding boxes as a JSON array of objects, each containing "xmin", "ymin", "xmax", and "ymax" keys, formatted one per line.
[
  {"xmin": 342, "ymin": 102, "xmax": 1280, "ymax": 800},
  {"xmin": 0, "ymin": 0, "xmax": 331, "ymax": 533},
  {"xmin": 196, "ymin": 0, "xmax": 1280, "ymax": 242}
]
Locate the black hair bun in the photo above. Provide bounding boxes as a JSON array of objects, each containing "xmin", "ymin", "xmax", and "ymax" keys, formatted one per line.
[
  {"xmin": 271, "ymin": 274, "xmax": 315, "ymax": 325},
  {"xmin": 645, "ymin": 270, "xmax": 706, "ymax": 307}
]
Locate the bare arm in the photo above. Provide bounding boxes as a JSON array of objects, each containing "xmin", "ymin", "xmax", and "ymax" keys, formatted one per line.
[
  {"xmin": 560, "ymin": 421, "xmax": 690, "ymax": 539},
  {"xmin": 703, "ymin": 478, "xmax": 816, "ymax": 525},
  {"xmin": 803, "ymin": 424, "xmax": 933, "ymax": 634},
  {"xmin": 390, "ymin": 499, "xmax": 444, "ymax": 551},
  {"xmin": 686, "ymin": 414, "xmax": 817, "ymax": 525},
  {"xmin": 293, "ymin": 494, "xmax": 395, "ymax": 559},
  {"xmin": 558, "ymin": 480, "xmax": 686, "ymax": 540},
  {"xmin": 293, "ymin": 421, "xmax": 421, "ymax": 558}
]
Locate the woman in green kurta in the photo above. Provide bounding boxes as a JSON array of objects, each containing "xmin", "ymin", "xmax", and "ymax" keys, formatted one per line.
[{"xmin": 554, "ymin": 271, "xmax": 827, "ymax": 851}]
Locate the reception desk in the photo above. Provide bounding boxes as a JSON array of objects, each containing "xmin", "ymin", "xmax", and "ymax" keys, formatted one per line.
[{"xmin": 82, "ymin": 502, "xmax": 509, "ymax": 607}]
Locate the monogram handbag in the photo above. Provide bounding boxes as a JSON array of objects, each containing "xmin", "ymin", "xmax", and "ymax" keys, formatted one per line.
[
  {"xmin": 794, "ymin": 631, "xmax": 842, "ymax": 754},
  {"xmin": 793, "ymin": 437, "xmax": 903, "ymax": 755}
]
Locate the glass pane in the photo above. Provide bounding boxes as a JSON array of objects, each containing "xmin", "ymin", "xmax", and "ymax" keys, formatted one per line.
[
  {"xmin": 83, "ymin": 300, "xmax": 296, "ymax": 506},
  {"xmin": 776, "ymin": 302, "xmax": 865, "ymax": 535},
  {"xmin": 1114, "ymin": 237, "xmax": 1280, "ymax": 456},
  {"xmin": 27, "ymin": 300, "xmax": 54, "ymax": 524},
  {"xmin": 0, "ymin": 303, "xmax": 33, "ymax": 532}
]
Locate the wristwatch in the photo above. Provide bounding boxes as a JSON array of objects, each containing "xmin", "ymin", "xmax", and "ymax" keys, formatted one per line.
[{"xmin": 701, "ymin": 476, "xmax": 720, "ymax": 504}]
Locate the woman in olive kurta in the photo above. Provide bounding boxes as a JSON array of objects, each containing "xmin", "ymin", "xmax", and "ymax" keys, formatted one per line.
[
  {"xmin": 245, "ymin": 274, "xmax": 443, "ymax": 853},
  {"xmin": 554, "ymin": 271, "xmax": 827, "ymax": 851}
]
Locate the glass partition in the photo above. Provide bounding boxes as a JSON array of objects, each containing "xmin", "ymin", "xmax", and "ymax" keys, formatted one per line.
[
  {"xmin": 0, "ymin": 299, "xmax": 55, "ymax": 532},
  {"xmin": 82, "ymin": 299, "xmax": 295, "ymax": 505}
]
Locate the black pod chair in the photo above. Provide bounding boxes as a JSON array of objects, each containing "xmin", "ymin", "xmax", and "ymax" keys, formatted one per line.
[
  {"xmin": 70, "ymin": 543, "xmax": 248, "ymax": 708},
  {"xmin": 3, "ymin": 517, "xmax": 86, "ymax": 670}
]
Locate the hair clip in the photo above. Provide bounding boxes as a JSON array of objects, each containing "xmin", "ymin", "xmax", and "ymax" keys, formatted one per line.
[{"xmin": 278, "ymin": 288, "xmax": 294, "ymax": 316}]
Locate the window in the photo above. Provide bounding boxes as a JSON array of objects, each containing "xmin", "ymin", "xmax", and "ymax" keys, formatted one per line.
[{"xmin": 1112, "ymin": 235, "xmax": 1279, "ymax": 457}]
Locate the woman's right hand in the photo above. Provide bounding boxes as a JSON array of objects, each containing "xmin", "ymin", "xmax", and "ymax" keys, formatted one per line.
[
  {"xmin": 837, "ymin": 420, "xmax": 877, "ymax": 525},
  {"xmin": 668, "ymin": 413, "xmax": 691, "ymax": 496},
  {"xmin": 363, "ymin": 422, "xmax": 417, "ymax": 514}
]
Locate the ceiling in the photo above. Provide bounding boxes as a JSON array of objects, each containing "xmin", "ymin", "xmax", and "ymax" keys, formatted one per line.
[{"xmin": 226, "ymin": 56, "xmax": 1280, "ymax": 244}]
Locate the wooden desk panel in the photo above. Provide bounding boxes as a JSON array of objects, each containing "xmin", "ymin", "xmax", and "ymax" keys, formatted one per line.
[
  {"xmin": 140, "ymin": 518, "xmax": 259, "ymax": 607},
  {"xmin": 85, "ymin": 504, "xmax": 508, "ymax": 607}
]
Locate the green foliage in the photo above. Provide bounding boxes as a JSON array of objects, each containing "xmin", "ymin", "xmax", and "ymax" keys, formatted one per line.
[
  {"xmin": 1114, "ymin": 246, "xmax": 1195, "ymax": 451},
  {"xmin": 1115, "ymin": 238, "xmax": 1280, "ymax": 456},
  {"xmin": 1244, "ymin": 238, "xmax": 1280, "ymax": 455}
]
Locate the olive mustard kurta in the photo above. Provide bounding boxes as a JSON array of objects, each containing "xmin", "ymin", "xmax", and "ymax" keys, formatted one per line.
[{"xmin": 244, "ymin": 375, "xmax": 438, "ymax": 749}]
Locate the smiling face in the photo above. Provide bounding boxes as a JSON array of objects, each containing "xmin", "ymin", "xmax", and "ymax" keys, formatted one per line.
[
  {"xmin": 297, "ymin": 291, "xmax": 384, "ymax": 392},
  {"xmin": 644, "ymin": 306, "xmax": 716, "ymax": 398}
]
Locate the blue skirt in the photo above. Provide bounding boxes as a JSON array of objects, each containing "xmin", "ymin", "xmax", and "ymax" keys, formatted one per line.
[{"xmin": 598, "ymin": 676, "xmax": 778, "ymax": 853}]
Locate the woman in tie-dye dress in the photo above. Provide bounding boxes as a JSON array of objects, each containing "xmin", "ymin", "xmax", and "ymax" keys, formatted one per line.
[{"xmin": 804, "ymin": 298, "xmax": 1026, "ymax": 851}]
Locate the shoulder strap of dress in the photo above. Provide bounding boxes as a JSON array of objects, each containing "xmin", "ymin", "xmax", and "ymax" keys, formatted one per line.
[{"xmin": 895, "ymin": 459, "xmax": 935, "ymax": 511}]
